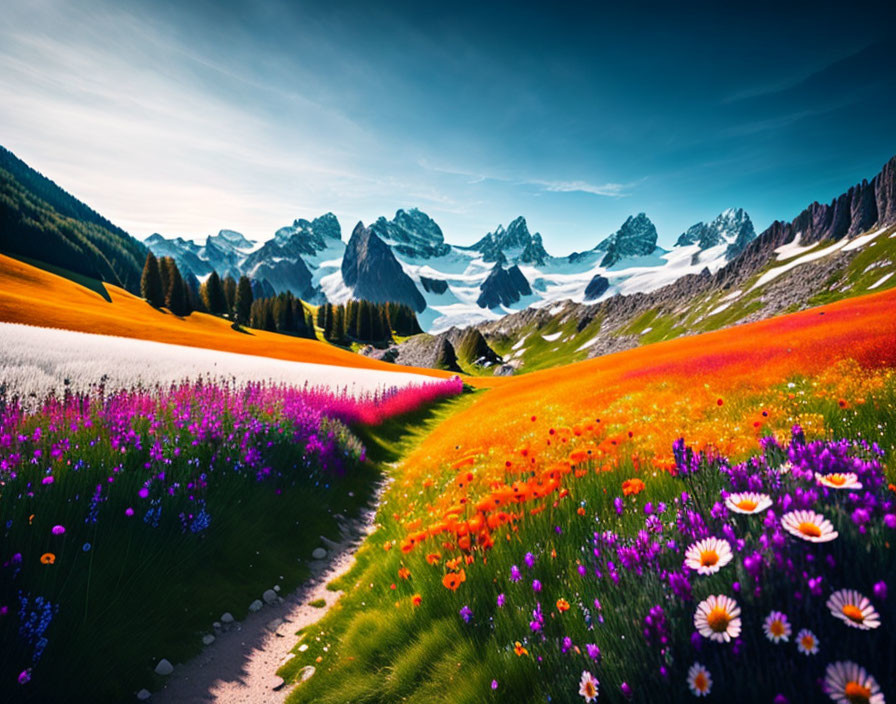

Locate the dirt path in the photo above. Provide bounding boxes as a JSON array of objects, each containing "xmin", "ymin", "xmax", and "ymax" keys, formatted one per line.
[{"xmin": 151, "ymin": 489, "xmax": 383, "ymax": 704}]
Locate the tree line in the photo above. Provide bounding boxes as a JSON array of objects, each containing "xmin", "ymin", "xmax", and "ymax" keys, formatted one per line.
[
  {"xmin": 140, "ymin": 253, "xmax": 422, "ymax": 344},
  {"xmin": 316, "ymin": 300, "xmax": 422, "ymax": 345}
]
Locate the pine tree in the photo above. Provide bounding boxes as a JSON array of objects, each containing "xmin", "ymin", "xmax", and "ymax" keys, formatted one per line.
[
  {"xmin": 158, "ymin": 257, "xmax": 173, "ymax": 298},
  {"xmin": 234, "ymin": 276, "xmax": 253, "ymax": 326},
  {"xmin": 140, "ymin": 252, "xmax": 164, "ymax": 307},
  {"xmin": 163, "ymin": 258, "xmax": 190, "ymax": 316},
  {"xmin": 222, "ymin": 276, "xmax": 237, "ymax": 318},
  {"xmin": 203, "ymin": 271, "xmax": 227, "ymax": 316}
]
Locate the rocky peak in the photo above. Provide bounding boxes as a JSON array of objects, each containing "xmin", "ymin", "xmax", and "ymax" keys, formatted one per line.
[
  {"xmin": 476, "ymin": 263, "xmax": 533, "ymax": 309},
  {"xmin": 369, "ymin": 207, "xmax": 450, "ymax": 259},
  {"xmin": 207, "ymin": 229, "xmax": 255, "ymax": 252},
  {"xmin": 597, "ymin": 213, "xmax": 658, "ymax": 267},
  {"xmin": 341, "ymin": 222, "xmax": 426, "ymax": 312},
  {"xmin": 473, "ymin": 216, "xmax": 549, "ymax": 265},
  {"xmin": 675, "ymin": 208, "xmax": 755, "ymax": 259}
]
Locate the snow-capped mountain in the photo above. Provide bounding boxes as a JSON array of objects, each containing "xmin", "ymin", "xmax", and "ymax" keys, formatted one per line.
[{"xmin": 145, "ymin": 207, "xmax": 756, "ymax": 333}]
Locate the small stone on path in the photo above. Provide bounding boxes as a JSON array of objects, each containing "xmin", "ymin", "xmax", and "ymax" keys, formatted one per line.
[
  {"xmin": 137, "ymin": 689, "xmax": 151, "ymax": 701},
  {"xmin": 202, "ymin": 634, "xmax": 215, "ymax": 646},
  {"xmin": 298, "ymin": 665, "xmax": 316, "ymax": 683},
  {"xmin": 312, "ymin": 547, "xmax": 327, "ymax": 560},
  {"xmin": 221, "ymin": 612, "xmax": 234, "ymax": 624},
  {"xmin": 154, "ymin": 659, "xmax": 174, "ymax": 676},
  {"xmin": 263, "ymin": 589, "xmax": 278, "ymax": 604},
  {"xmin": 249, "ymin": 599, "xmax": 263, "ymax": 613}
]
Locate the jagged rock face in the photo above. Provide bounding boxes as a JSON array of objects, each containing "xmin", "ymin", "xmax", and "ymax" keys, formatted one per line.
[
  {"xmin": 370, "ymin": 208, "xmax": 450, "ymax": 259},
  {"xmin": 273, "ymin": 212, "xmax": 342, "ymax": 255},
  {"xmin": 477, "ymin": 264, "xmax": 533, "ymax": 308},
  {"xmin": 584, "ymin": 274, "xmax": 610, "ymax": 301},
  {"xmin": 597, "ymin": 213, "xmax": 658, "ymax": 267},
  {"xmin": 420, "ymin": 276, "xmax": 449, "ymax": 294},
  {"xmin": 341, "ymin": 222, "xmax": 426, "ymax": 311},
  {"xmin": 675, "ymin": 208, "xmax": 755, "ymax": 258},
  {"xmin": 247, "ymin": 257, "xmax": 314, "ymax": 299},
  {"xmin": 473, "ymin": 216, "xmax": 549, "ymax": 265}
]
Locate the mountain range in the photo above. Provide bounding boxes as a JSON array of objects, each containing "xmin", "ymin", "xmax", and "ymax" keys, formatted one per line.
[
  {"xmin": 144, "ymin": 202, "xmax": 757, "ymax": 333},
  {"xmin": 1, "ymin": 142, "xmax": 894, "ymax": 377}
]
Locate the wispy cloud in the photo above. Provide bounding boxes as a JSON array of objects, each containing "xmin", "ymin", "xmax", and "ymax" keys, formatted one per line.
[{"xmin": 533, "ymin": 179, "xmax": 637, "ymax": 197}]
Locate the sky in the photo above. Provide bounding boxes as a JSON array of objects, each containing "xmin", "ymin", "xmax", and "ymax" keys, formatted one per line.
[{"xmin": 2, "ymin": 0, "xmax": 895, "ymax": 253}]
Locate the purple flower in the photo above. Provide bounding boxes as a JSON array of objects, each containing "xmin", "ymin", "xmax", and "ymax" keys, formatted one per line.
[
  {"xmin": 586, "ymin": 643, "xmax": 601, "ymax": 661},
  {"xmin": 18, "ymin": 669, "xmax": 31, "ymax": 685},
  {"xmin": 491, "ymin": 680, "xmax": 498, "ymax": 690},
  {"xmin": 884, "ymin": 514, "xmax": 896, "ymax": 530},
  {"xmin": 620, "ymin": 682, "xmax": 633, "ymax": 699},
  {"xmin": 561, "ymin": 636, "xmax": 573, "ymax": 653},
  {"xmin": 524, "ymin": 552, "xmax": 536, "ymax": 568},
  {"xmin": 497, "ymin": 593, "xmax": 505, "ymax": 608},
  {"xmin": 532, "ymin": 579, "xmax": 542, "ymax": 593},
  {"xmin": 41, "ymin": 476, "xmax": 54, "ymax": 485},
  {"xmin": 614, "ymin": 497, "xmax": 624, "ymax": 515},
  {"xmin": 459, "ymin": 605, "xmax": 473, "ymax": 623},
  {"xmin": 138, "ymin": 487, "xmax": 150, "ymax": 499},
  {"xmin": 125, "ymin": 507, "xmax": 135, "ymax": 517},
  {"xmin": 510, "ymin": 565, "xmax": 521, "ymax": 582},
  {"xmin": 873, "ymin": 581, "xmax": 888, "ymax": 601},
  {"xmin": 50, "ymin": 525, "xmax": 65, "ymax": 536}
]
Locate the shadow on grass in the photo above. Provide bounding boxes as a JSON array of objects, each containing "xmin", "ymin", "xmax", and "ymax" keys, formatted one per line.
[{"xmin": 5, "ymin": 252, "xmax": 112, "ymax": 301}]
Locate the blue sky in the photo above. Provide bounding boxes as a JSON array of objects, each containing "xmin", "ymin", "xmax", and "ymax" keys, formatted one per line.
[{"xmin": 2, "ymin": 0, "xmax": 895, "ymax": 252}]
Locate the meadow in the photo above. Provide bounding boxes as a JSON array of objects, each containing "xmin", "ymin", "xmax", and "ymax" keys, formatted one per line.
[
  {"xmin": 0, "ymin": 371, "xmax": 462, "ymax": 701},
  {"xmin": 277, "ymin": 288, "xmax": 896, "ymax": 704}
]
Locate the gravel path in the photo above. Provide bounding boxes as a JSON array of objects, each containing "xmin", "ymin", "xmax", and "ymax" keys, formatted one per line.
[{"xmin": 151, "ymin": 491, "xmax": 382, "ymax": 703}]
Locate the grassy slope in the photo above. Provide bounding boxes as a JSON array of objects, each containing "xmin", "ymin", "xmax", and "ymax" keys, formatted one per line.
[
  {"xmin": 275, "ymin": 286, "xmax": 896, "ymax": 703},
  {"xmin": 0, "ymin": 254, "xmax": 502, "ymax": 387},
  {"xmin": 488, "ymin": 225, "xmax": 896, "ymax": 374}
]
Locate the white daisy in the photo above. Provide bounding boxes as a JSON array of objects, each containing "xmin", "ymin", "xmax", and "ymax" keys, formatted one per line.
[
  {"xmin": 781, "ymin": 510, "xmax": 838, "ymax": 543},
  {"xmin": 826, "ymin": 589, "xmax": 881, "ymax": 631},
  {"xmin": 824, "ymin": 661, "xmax": 884, "ymax": 704},
  {"xmin": 796, "ymin": 628, "xmax": 819, "ymax": 655},
  {"xmin": 777, "ymin": 461, "xmax": 793, "ymax": 474},
  {"xmin": 579, "ymin": 670, "xmax": 599, "ymax": 703},
  {"xmin": 694, "ymin": 594, "xmax": 741, "ymax": 643},
  {"xmin": 763, "ymin": 610, "xmax": 792, "ymax": 643},
  {"xmin": 684, "ymin": 537, "xmax": 733, "ymax": 575},
  {"xmin": 815, "ymin": 472, "xmax": 863, "ymax": 490},
  {"xmin": 725, "ymin": 491, "xmax": 773, "ymax": 515},
  {"xmin": 687, "ymin": 662, "xmax": 712, "ymax": 697}
]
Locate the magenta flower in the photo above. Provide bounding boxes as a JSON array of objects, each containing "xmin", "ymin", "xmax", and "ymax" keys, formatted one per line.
[
  {"xmin": 532, "ymin": 579, "xmax": 542, "ymax": 592},
  {"xmin": 125, "ymin": 507, "xmax": 135, "ymax": 517},
  {"xmin": 51, "ymin": 525, "xmax": 65, "ymax": 536},
  {"xmin": 585, "ymin": 643, "xmax": 601, "ymax": 661}
]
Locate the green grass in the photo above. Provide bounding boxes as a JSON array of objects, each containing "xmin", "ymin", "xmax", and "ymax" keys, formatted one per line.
[{"xmin": 309, "ymin": 598, "xmax": 327, "ymax": 608}]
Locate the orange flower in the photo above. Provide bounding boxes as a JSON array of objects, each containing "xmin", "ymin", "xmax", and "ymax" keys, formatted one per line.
[
  {"xmin": 446, "ymin": 556, "xmax": 463, "ymax": 571},
  {"xmin": 426, "ymin": 552, "xmax": 442, "ymax": 565},
  {"xmin": 411, "ymin": 594, "xmax": 422, "ymax": 607},
  {"xmin": 514, "ymin": 641, "xmax": 529, "ymax": 656},
  {"xmin": 383, "ymin": 541, "xmax": 392, "ymax": 552},
  {"xmin": 556, "ymin": 598, "xmax": 570, "ymax": 612},
  {"xmin": 40, "ymin": 552, "xmax": 55, "ymax": 565},
  {"xmin": 398, "ymin": 567, "xmax": 411, "ymax": 580},
  {"xmin": 622, "ymin": 478, "xmax": 645, "ymax": 496},
  {"xmin": 442, "ymin": 570, "xmax": 466, "ymax": 591},
  {"xmin": 577, "ymin": 507, "xmax": 586, "ymax": 516}
]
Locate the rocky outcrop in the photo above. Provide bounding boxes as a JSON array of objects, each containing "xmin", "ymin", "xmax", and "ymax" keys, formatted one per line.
[
  {"xmin": 477, "ymin": 264, "xmax": 532, "ymax": 308},
  {"xmin": 370, "ymin": 208, "xmax": 450, "ymax": 259},
  {"xmin": 420, "ymin": 276, "xmax": 449, "ymax": 294},
  {"xmin": 456, "ymin": 328, "xmax": 502, "ymax": 367},
  {"xmin": 597, "ymin": 213, "xmax": 658, "ymax": 267},
  {"xmin": 584, "ymin": 274, "xmax": 610, "ymax": 301},
  {"xmin": 341, "ymin": 223, "xmax": 426, "ymax": 312}
]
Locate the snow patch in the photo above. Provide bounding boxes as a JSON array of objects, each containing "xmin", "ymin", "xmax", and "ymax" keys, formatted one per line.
[
  {"xmin": 842, "ymin": 227, "xmax": 888, "ymax": 252},
  {"xmin": 869, "ymin": 272, "xmax": 894, "ymax": 290},
  {"xmin": 542, "ymin": 332, "xmax": 563, "ymax": 342}
]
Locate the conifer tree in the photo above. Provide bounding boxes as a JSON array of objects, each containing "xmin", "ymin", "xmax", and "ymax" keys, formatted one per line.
[
  {"xmin": 234, "ymin": 276, "xmax": 253, "ymax": 326},
  {"xmin": 203, "ymin": 271, "xmax": 227, "ymax": 316},
  {"xmin": 222, "ymin": 276, "xmax": 237, "ymax": 317},
  {"xmin": 140, "ymin": 252, "xmax": 164, "ymax": 307}
]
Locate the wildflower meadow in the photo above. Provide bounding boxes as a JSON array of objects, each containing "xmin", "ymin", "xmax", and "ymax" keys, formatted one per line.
[{"xmin": 0, "ymin": 375, "xmax": 463, "ymax": 700}]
